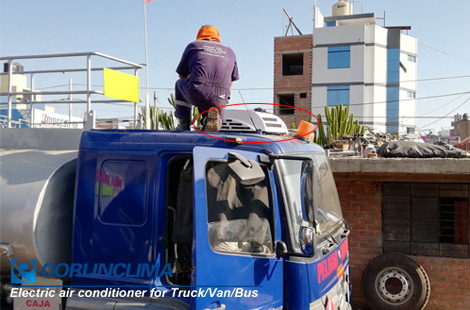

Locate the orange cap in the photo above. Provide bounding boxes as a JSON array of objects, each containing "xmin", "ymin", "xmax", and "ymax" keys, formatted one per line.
[
  {"xmin": 196, "ymin": 25, "xmax": 221, "ymax": 42},
  {"xmin": 297, "ymin": 120, "xmax": 315, "ymax": 139}
]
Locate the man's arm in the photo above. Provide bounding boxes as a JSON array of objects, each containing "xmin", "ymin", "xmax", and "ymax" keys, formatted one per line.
[{"xmin": 176, "ymin": 44, "xmax": 191, "ymax": 78}]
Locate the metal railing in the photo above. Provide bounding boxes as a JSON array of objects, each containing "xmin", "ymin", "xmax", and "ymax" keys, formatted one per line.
[{"xmin": 0, "ymin": 52, "xmax": 143, "ymax": 128}]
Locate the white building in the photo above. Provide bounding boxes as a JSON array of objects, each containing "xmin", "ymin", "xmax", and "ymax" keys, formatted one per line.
[
  {"xmin": 311, "ymin": 0, "xmax": 417, "ymax": 133},
  {"xmin": 1, "ymin": 62, "xmax": 83, "ymax": 128}
]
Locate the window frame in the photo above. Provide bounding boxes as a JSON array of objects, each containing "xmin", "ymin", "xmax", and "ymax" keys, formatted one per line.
[
  {"xmin": 204, "ymin": 159, "xmax": 276, "ymax": 258},
  {"xmin": 328, "ymin": 45, "xmax": 351, "ymax": 69},
  {"xmin": 327, "ymin": 85, "xmax": 350, "ymax": 106},
  {"xmin": 97, "ymin": 160, "xmax": 149, "ymax": 227},
  {"xmin": 408, "ymin": 55, "xmax": 416, "ymax": 63},
  {"xmin": 278, "ymin": 93, "xmax": 295, "ymax": 115},
  {"xmin": 282, "ymin": 53, "xmax": 304, "ymax": 76},
  {"xmin": 382, "ymin": 182, "xmax": 470, "ymax": 258}
]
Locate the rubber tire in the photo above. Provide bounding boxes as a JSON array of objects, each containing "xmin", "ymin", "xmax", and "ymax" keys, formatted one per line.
[{"xmin": 362, "ymin": 253, "xmax": 431, "ymax": 310}]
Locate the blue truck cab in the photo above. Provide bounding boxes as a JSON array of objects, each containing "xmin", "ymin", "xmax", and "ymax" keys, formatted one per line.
[{"xmin": 66, "ymin": 129, "xmax": 351, "ymax": 310}]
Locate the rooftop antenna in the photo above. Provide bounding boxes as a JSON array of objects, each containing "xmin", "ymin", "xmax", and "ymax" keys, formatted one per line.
[
  {"xmin": 283, "ymin": 9, "xmax": 303, "ymax": 36},
  {"xmin": 238, "ymin": 91, "xmax": 259, "ymax": 132},
  {"xmin": 376, "ymin": 11, "xmax": 386, "ymax": 27},
  {"xmin": 351, "ymin": 0, "xmax": 363, "ymax": 14}
]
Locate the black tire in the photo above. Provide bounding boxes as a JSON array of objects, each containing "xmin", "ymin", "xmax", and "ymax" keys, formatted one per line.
[{"xmin": 362, "ymin": 253, "xmax": 431, "ymax": 310}]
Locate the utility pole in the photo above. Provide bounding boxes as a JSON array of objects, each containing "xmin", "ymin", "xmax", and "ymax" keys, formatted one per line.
[{"xmin": 143, "ymin": 0, "xmax": 151, "ymax": 129}]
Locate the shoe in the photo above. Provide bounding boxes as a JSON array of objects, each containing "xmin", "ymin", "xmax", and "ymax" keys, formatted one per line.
[
  {"xmin": 204, "ymin": 109, "xmax": 220, "ymax": 132},
  {"xmin": 176, "ymin": 119, "xmax": 190, "ymax": 131}
]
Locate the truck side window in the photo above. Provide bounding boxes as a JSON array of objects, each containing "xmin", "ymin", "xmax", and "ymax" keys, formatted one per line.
[
  {"xmin": 205, "ymin": 161, "xmax": 273, "ymax": 255},
  {"xmin": 98, "ymin": 161, "xmax": 148, "ymax": 225}
]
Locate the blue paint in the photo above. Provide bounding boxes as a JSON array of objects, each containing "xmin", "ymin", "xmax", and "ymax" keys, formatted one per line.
[
  {"xmin": 386, "ymin": 48, "xmax": 401, "ymax": 133},
  {"xmin": 70, "ymin": 130, "xmax": 349, "ymax": 309},
  {"xmin": 387, "ymin": 49, "xmax": 400, "ymax": 84},
  {"xmin": 327, "ymin": 85, "xmax": 350, "ymax": 106},
  {"xmin": 386, "ymin": 87, "xmax": 399, "ymax": 132},
  {"xmin": 193, "ymin": 147, "xmax": 283, "ymax": 310},
  {"xmin": 328, "ymin": 46, "xmax": 350, "ymax": 69}
]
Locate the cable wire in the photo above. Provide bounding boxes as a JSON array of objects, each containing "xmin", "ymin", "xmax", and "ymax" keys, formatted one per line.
[
  {"xmin": 418, "ymin": 95, "xmax": 470, "ymax": 130},
  {"xmin": 419, "ymin": 43, "xmax": 470, "ymax": 63}
]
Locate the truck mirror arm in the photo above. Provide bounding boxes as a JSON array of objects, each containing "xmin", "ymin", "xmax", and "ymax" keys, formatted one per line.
[{"xmin": 275, "ymin": 240, "xmax": 316, "ymax": 259}]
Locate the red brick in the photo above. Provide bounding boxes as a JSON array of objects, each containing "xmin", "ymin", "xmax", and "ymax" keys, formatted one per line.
[{"xmin": 273, "ymin": 35, "xmax": 313, "ymax": 127}]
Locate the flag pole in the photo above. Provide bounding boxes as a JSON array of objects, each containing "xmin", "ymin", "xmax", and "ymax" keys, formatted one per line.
[{"xmin": 143, "ymin": 0, "xmax": 151, "ymax": 129}]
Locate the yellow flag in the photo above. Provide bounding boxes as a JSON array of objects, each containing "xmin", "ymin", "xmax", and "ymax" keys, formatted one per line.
[{"xmin": 103, "ymin": 68, "xmax": 140, "ymax": 103}]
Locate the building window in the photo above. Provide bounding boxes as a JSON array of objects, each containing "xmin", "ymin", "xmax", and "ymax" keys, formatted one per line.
[
  {"xmin": 408, "ymin": 55, "xmax": 416, "ymax": 63},
  {"xmin": 383, "ymin": 183, "xmax": 470, "ymax": 258},
  {"xmin": 326, "ymin": 21, "xmax": 336, "ymax": 27},
  {"xmin": 386, "ymin": 87, "xmax": 399, "ymax": 133},
  {"xmin": 327, "ymin": 86, "xmax": 350, "ymax": 106},
  {"xmin": 98, "ymin": 161, "xmax": 148, "ymax": 226},
  {"xmin": 407, "ymin": 91, "xmax": 416, "ymax": 98},
  {"xmin": 278, "ymin": 94, "xmax": 295, "ymax": 115},
  {"xmin": 205, "ymin": 161, "xmax": 273, "ymax": 255},
  {"xmin": 387, "ymin": 49, "xmax": 400, "ymax": 84},
  {"xmin": 299, "ymin": 93, "xmax": 307, "ymax": 99},
  {"xmin": 282, "ymin": 53, "xmax": 303, "ymax": 76},
  {"xmin": 328, "ymin": 46, "xmax": 350, "ymax": 69}
]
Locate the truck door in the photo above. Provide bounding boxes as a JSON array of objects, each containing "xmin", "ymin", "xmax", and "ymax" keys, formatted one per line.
[{"xmin": 192, "ymin": 147, "xmax": 283, "ymax": 310}]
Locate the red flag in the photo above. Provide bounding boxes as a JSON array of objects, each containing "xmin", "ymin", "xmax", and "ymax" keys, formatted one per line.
[{"xmin": 145, "ymin": 0, "xmax": 152, "ymax": 2}]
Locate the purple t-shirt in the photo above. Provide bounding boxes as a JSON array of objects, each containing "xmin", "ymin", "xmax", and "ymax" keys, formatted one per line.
[{"xmin": 176, "ymin": 40, "xmax": 239, "ymax": 92}]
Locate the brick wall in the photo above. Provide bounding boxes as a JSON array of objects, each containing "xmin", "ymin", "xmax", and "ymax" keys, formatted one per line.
[
  {"xmin": 336, "ymin": 181, "xmax": 383, "ymax": 309},
  {"xmin": 414, "ymin": 256, "xmax": 470, "ymax": 310},
  {"xmin": 273, "ymin": 35, "xmax": 312, "ymax": 128},
  {"xmin": 336, "ymin": 179, "xmax": 470, "ymax": 310}
]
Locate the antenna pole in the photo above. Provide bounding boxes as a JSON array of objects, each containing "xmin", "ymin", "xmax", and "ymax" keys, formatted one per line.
[
  {"xmin": 239, "ymin": 91, "xmax": 258, "ymax": 131},
  {"xmin": 143, "ymin": 1, "xmax": 151, "ymax": 129},
  {"xmin": 314, "ymin": 0, "xmax": 317, "ymax": 31},
  {"xmin": 283, "ymin": 9, "xmax": 303, "ymax": 36}
]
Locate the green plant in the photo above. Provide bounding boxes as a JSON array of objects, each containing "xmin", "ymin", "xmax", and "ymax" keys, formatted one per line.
[
  {"xmin": 140, "ymin": 105, "xmax": 175, "ymax": 130},
  {"xmin": 314, "ymin": 104, "xmax": 365, "ymax": 146},
  {"xmin": 167, "ymin": 93, "xmax": 203, "ymax": 129},
  {"xmin": 140, "ymin": 94, "xmax": 203, "ymax": 130}
]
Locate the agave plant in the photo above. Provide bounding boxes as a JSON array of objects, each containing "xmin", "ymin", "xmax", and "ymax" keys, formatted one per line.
[
  {"xmin": 140, "ymin": 94, "xmax": 203, "ymax": 130},
  {"xmin": 140, "ymin": 105, "xmax": 175, "ymax": 130},
  {"xmin": 314, "ymin": 104, "xmax": 365, "ymax": 146}
]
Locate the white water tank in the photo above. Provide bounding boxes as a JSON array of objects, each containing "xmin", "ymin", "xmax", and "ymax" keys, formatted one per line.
[{"xmin": 332, "ymin": 0, "xmax": 352, "ymax": 16}]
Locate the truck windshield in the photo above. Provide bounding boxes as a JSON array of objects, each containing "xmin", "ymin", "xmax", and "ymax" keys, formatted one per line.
[{"xmin": 276, "ymin": 153, "xmax": 343, "ymax": 253}]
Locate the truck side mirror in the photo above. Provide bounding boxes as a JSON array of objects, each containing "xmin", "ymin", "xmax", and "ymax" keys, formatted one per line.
[
  {"xmin": 299, "ymin": 226, "xmax": 314, "ymax": 256},
  {"xmin": 275, "ymin": 240, "xmax": 288, "ymax": 258}
]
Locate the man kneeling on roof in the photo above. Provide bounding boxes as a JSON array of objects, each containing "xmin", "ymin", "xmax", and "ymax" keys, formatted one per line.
[{"xmin": 174, "ymin": 25, "xmax": 239, "ymax": 131}]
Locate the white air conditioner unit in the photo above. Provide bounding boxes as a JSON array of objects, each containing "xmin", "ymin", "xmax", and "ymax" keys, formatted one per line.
[{"xmin": 221, "ymin": 110, "xmax": 288, "ymax": 135}]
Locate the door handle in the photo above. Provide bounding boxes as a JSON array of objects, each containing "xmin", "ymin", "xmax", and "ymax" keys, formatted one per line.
[{"xmin": 203, "ymin": 304, "xmax": 226, "ymax": 310}]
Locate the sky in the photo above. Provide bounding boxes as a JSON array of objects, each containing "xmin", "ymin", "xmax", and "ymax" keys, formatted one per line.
[{"xmin": 1, "ymin": 0, "xmax": 470, "ymax": 133}]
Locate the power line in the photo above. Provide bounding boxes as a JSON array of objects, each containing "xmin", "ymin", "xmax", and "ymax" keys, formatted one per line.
[
  {"xmin": 420, "ymin": 93, "xmax": 466, "ymax": 116},
  {"xmin": 419, "ymin": 95, "xmax": 470, "ymax": 130},
  {"xmin": 342, "ymin": 91, "xmax": 470, "ymax": 108},
  {"xmin": 419, "ymin": 43, "xmax": 470, "ymax": 63},
  {"xmin": 65, "ymin": 74, "xmax": 470, "ymax": 91},
  {"xmin": 408, "ymin": 75, "xmax": 470, "ymax": 83}
]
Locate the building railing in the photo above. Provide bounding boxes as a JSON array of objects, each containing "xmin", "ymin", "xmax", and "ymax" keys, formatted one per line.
[{"xmin": 0, "ymin": 52, "xmax": 143, "ymax": 128}]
